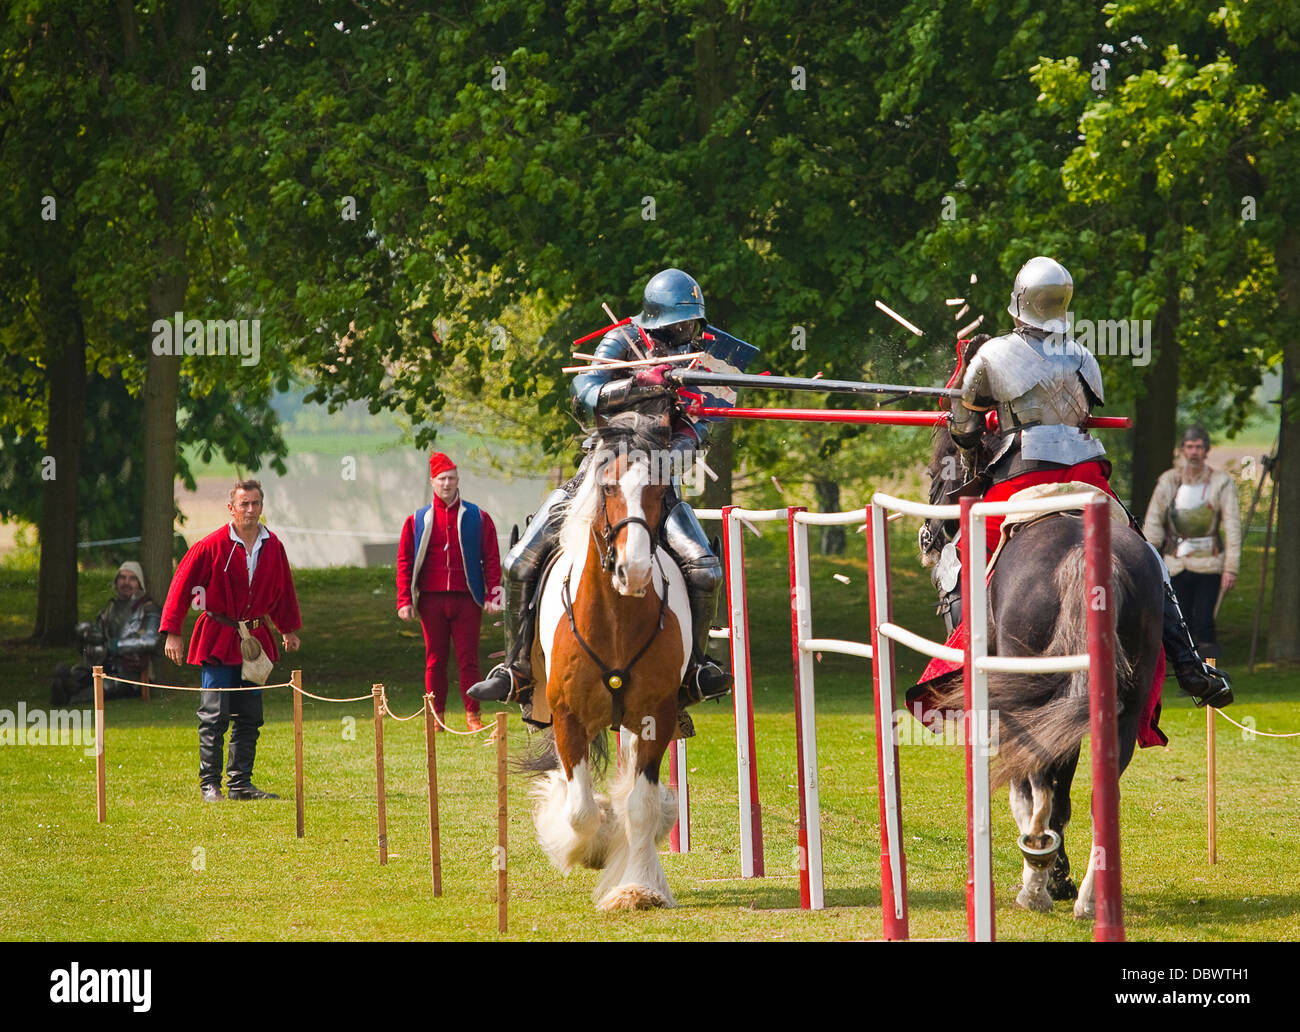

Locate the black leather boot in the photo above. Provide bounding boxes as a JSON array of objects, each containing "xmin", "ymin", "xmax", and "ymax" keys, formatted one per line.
[
  {"xmin": 198, "ymin": 722, "xmax": 224, "ymax": 793},
  {"xmin": 679, "ymin": 654, "xmax": 733, "ymax": 705},
  {"xmin": 1162, "ymin": 583, "xmax": 1232, "ymax": 707},
  {"xmin": 469, "ymin": 577, "xmax": 536, "ymax": 705}
]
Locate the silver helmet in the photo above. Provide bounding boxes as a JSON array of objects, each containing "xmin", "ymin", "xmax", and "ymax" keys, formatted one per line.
[{"xmin": 1007, "ymin": 256, "xmax": 1073, "ymax": 333}]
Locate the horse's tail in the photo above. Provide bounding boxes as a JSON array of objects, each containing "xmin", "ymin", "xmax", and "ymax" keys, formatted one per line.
[
  {"xmin": 932, "ymin": 542, "xmax": 1135, "ymax": 786},
  {"xmin": 512, "ymin": 726, "xmax": 610, "ymax": 778}
]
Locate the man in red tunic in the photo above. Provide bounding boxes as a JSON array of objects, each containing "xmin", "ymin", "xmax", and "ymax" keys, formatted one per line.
[
  {"xmin": 162, "ymin": 480, "xmax": 302, "ymax": 801},
  {"xmin": 396, "ymin": 453, "xmax": 502, "ymax": 731}
]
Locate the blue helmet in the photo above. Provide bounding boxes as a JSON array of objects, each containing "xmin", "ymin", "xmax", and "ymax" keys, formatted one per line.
[{"xmin": 636, "ymin": 268, "xmax": 706, "ymax": 331}]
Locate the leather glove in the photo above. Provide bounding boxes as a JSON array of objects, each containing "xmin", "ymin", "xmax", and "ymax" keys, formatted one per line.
[{"xmin": 633, "ymin": 363, "xmax": 675, "ymax": 388}]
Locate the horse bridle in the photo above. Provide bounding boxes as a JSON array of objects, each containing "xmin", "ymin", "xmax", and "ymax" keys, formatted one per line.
[
  {"xmin": 594, "ymin": 483, "xmax": 663, "ymax": 572},
  {"xmin": 561, "ymin": 475, "xmax": 673, "ymax": 731}
]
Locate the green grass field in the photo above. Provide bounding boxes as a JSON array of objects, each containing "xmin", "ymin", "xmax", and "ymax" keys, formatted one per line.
[{"xmin": 2, "ymin": 528, "xmax": 1297, "ymax": 942}]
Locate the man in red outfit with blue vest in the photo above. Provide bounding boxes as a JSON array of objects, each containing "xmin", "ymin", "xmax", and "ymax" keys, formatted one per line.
[{"xmin": 396, "ymin": 453, "xmax": 502, "ymax": 731}]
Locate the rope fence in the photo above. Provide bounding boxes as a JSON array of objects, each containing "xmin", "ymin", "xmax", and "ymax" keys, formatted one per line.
[
  {"xmin": 1213, "ymin": 708, "xmax": 1300, "ymax": 739},
  {"xmin": 87, "ymin": 665, "xmax": 511, "ymax": 934}
]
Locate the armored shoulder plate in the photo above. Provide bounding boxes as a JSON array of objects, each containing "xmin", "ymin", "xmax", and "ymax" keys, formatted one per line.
[
  {"xmin": 1076, "ymin": 344, "xmax": 1104, "ymax": 405},
  {"xmin": 571, "ymin": 330, "xmax": 636, "ymax": 422},
  {"xmin": 962, "ymin": 331, "xmax": 1047, "ymax": 405}
]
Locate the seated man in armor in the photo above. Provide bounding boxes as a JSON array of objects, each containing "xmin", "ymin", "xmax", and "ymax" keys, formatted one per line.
[
  {"xmin": 470, "ymin": 268, "xmax": 732, "ymax": 716},
  {"xmin": 942, "ymin": 255, "xmax": 1231, "ymax": 708},
  {"xmin": 50, "ymin": 561, "xmax": 163, "ymax": 704}
]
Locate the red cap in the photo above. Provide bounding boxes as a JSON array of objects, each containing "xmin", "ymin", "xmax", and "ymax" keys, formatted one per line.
[{"xmin": 429, "ymin": 452, "xmax": 456, "ymax": 478}]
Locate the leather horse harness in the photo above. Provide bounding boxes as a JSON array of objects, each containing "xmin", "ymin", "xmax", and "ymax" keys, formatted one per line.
[{"xmin": 559, "ymin": 476, "xmax": 672, "ymax": 732}]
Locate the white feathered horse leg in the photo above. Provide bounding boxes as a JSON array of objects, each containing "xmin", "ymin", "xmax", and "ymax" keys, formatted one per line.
[
  {"xmin": 595, "ymin": 738, "xmax": 678, "ymax": 910},
  {"xmin": 1011, "ymin": 775, "xmax": 1059, "ymax": 913},
  {"xmin": 1074, "ymin": 826, "xmax": 1100, "ymax": 920},
  {"xmin": 532, "ymin": 756, "xmax": 613, "ymax": 873}
]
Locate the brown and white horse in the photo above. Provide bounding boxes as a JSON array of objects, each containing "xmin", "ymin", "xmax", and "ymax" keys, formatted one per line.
[{"xmin": 528, "ymin": 408, "xmax": 690, "ymax": 910}]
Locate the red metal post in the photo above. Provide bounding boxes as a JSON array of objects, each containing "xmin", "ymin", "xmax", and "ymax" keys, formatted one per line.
[
  {"xmin": 1085, "ymin": 498, "xmax": 1124, "ymax": 941},
  {"xmin": 668, "ymin": 744, "xmax": 681, "ymax": 853}
]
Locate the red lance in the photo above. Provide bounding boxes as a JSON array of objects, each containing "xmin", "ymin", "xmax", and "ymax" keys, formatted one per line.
[{"xmin": 666, "ymin": 369, "xmax": 1131, "ymax": 431}]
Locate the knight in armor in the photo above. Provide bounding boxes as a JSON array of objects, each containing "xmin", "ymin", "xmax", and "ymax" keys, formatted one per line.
[
  {"xmin": 945, "ymin": 256, "xmax": 1232, "ymax": 707},
  {"xmin": 469, "ymin": 268, "xmax": 733, "ymax": 716},
  {"xmin": 50, "ymin": 561, "xmax": 163, "ymax": 705},
  {"xmin": 1141, "ymin": 426, "xmax": 1241, "ymax": 662}
]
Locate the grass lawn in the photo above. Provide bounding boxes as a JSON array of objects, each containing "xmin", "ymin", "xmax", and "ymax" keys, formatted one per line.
[{"xmin": 2, "ymin": 525, "xmax": 1297, "ymax": 942}]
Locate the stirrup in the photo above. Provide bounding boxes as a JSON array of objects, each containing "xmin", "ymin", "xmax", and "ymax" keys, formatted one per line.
[
  {"xmin": 678, "ymin": 662, "xmax": 733, "ymax": 707},
  {"xmin": 468, "ymin": 664, "xmax": 522, "ymax": 703}
]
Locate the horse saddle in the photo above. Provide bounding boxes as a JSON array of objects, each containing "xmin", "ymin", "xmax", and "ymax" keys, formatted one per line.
[{"xmin": 987, "ymin": 482, "xmax": 1131, "ymax": 577}]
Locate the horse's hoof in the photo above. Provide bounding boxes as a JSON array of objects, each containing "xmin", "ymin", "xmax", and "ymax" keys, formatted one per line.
[
  {"xmin": 597, "ymin": 885, "xmax": 673, "ymax": 911},
  {"xmin": 1072, "ymin": 898, "xmax": 1096, "ymax": 920},
  {"xmin": 1016, "ymin": 887, "xmax": 1053, "ymax": 913},
  {"xmin": 1047, "ymin": 852, "xmax": 1077, "ymax": 901}
]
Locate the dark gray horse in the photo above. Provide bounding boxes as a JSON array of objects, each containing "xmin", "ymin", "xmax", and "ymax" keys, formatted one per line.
[{"xmin": 916, "ymin": 421, "xmax": 1164, "ymax": 918}]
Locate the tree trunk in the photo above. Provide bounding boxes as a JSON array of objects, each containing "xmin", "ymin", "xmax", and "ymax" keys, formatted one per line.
[
  {"xmin": 1129, "ymin": 287, "xmax": 1180, "ymax": 516},
  {"xmin": 132, "ymin": 1, "xmax": 199, "ymax": 606},
  {"xmin": 140, "ymin": 228, "xmax": 187, "ymax": 604},
  {"xmin": 814, "ymin": 479, "xmax": 846, "ymax": 553},
  {"xmin": 700, "ymin": 421, "xmax": 734, "ymax": 511},
  {"xmin": 1268, "ymin": 226, "xmax": 1300, "ymax": 662},
  {"xmin": 33, "ymin": 275, "xmax": 87, "ymax": 645},
  {"xmin": 693, "ymin": 4, "xmax": 740, "ymax": 511}
]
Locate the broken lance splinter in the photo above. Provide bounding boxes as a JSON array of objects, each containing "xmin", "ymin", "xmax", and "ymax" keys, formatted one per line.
[{"xmin": 667, "ymin": 368, "xmax": 961, "ymax": 401}]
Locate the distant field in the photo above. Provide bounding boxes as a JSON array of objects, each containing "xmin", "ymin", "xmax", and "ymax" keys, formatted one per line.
[{"xmin": 3, "ymin": 526, "xmax": 1296, "ymax": 942}]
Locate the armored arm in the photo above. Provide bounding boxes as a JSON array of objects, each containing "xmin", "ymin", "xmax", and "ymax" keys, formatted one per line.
[
  {"xmin": 949, "ymin": 351, "xmax": 994, "ymax": 476},
  {"xmin": 115, "ymin": 604, "xmax": 163, "ymax": 657},
  {"xmin": 950, "ymin": 351, "xmax": 993, "ymax": 442},
  {"xmin": 572, "ymin": 332, "xmax": 636, "ymax": 422}
]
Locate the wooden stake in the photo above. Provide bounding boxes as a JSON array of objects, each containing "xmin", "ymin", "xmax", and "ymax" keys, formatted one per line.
[
  {"xmin": 373, "ymin": 685, "xmax": 387, "ymax": 865},
  {"xmin": 426, "ymin": 695, "xmax": 442, "ymax": 897},
  {"xmin": 496, "ymin": 712, "xmax": 508, "ymax": 933},
  {"xmin": 293, "ymin": 669, "xmax": 305, "ymax": 839},
  {"xmin": 1207, "ymin": 659, "xmax": 1218, "ymax": 865},
  {"xmin": 92, "ymin": 665, "xmax": 106, "ymax": 823}
]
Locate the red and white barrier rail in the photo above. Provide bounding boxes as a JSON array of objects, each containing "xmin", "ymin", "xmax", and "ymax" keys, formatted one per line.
[
  {"xmin": 870, "ymin": 489, "xmax": 1123, "ymax": 942},
  {"xmin": 789, "ymin": 506, "xmax": 875, "ymax": 910},
  {"xmin": 697, "ymin": 505, "xmax": 791, "ymax": 879}
]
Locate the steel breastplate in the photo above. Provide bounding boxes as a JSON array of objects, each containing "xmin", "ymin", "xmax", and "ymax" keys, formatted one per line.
[{"xmin": 1170, "ymin": 481, "xmax": 1219, "ymax": 541}]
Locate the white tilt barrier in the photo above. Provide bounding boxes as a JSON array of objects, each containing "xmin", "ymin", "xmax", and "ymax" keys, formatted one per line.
[
  {"xmin": 692, "ymin": 490, "xmax": 1123, "ymax": 941},
  {"xmin": 697, "ymin": 504, "xmax": 876, "ymax": 910}
]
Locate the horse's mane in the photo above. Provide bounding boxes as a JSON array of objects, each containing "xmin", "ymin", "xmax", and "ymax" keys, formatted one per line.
[{"xmin": 557, "ymin": 401, "xmax": 674, "ymax": 560}]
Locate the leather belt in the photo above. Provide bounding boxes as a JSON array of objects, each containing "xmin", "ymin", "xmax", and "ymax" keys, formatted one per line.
[{"xmin": 204, "ymin": 612, "xmax": 270, "ymax": 631}]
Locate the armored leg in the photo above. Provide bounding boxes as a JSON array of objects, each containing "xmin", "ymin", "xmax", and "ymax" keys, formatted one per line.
[
  {"xmin": 939, "ymin": 588, "xmax": 963, "ymax": 636},
  {"xmin": 663, "ymin": 497, "xmax": 731, "ymax": 704},
  {"xmin": 469, "ymin": 488, "xmax": 568, "ymax": 703},
  {"xmin": 1148, "ymin": 543, "xmax": 1232, "ymax": 707}
]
